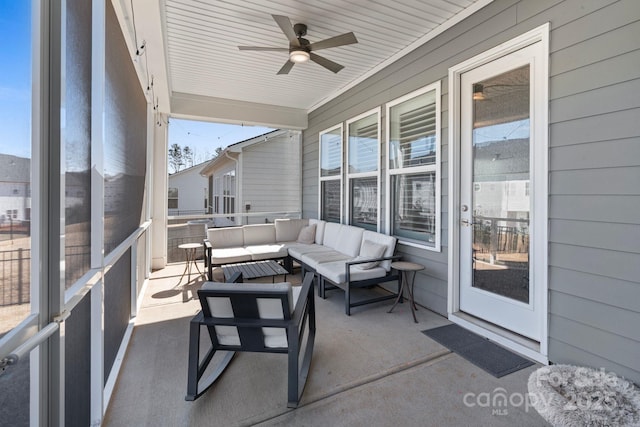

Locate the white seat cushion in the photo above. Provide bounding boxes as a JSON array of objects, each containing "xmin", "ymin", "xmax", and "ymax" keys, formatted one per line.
[
  {"xmin": 286, "ymin": 243, "xmax": 333, "ymax": 260},
  {"xmin": 316, "ymin": 260, "xmax": 388, "ymax": 285},
  {"xmin": 275, "ymin": 218, "xmax": 309, "ymax": 242},
  {"xmin": 243, "ymin": 224, "xmax": 276, "ymax": 245},
  {"xmin": 207, "ymin": 227, "xmax": 245, "ymax": 249},
  {"xmin": 299, "ymin": 250, "xmax": 352, "ymax": 270},
  {"xmin": 205, "ymin": 282, "xmax": 297, "ymax": 349},
  {"xmin": 246, "ymin": 244, "xmax": 288, "ymax": 260},
  {"xmin": 355, "ymin": 240, "xmax": 387, "ymax": 269},
  {"xmin": 209, "ymin": 248, "xmax": 252, "ymax": 264},
  {"xmin": 361, "ymin": 231, "xmax": 397, "ymax": 271},
  {"xmin": 336, "ymin": 225, "xmax": 365, "ymax": 257}
]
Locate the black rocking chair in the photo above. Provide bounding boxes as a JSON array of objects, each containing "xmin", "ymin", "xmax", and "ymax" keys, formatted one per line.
[{"xmin": 186, "ymin": 272, "xmax": 316, "ymax": 408}]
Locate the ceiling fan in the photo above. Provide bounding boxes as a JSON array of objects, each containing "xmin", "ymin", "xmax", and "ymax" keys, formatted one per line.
[{"xmin": 238, "ymin": 15, "xmax": 358, "ymax": 75}]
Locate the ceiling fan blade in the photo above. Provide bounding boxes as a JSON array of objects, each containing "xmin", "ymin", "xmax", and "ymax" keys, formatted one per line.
[
  {"xmin": 272, "ymin": 15, "xmax": 300, "ymax": 47},
  {"xmin": 238, "ymin": 46, "xmax": 289, "ymax": 51},
  {"xmin": 309, "ymin": 32, "xmax": 358, "ymax": 51},
  {"xmin": 277, "ymin": 60, "xmax": 295, "ymax": 75},
  {"xmin": 310, "ymin": 52, "xmax": 344, "ymax": 74}
]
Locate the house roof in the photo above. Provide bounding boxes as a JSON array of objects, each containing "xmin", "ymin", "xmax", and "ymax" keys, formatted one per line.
[
  {"xmin": 199, "ymin": 129, "xmax": 292, "ymax": 176},
  {"xmin": 168, "ymin": 160, "xmax": 212, "ymax": 178},
  {"xmin": 112, "ymin": 0, "xmax": 492, "ymax": 128},
  {"xmin": 0, "ymin": 154, "xmax": 31, "ymax": 183}
]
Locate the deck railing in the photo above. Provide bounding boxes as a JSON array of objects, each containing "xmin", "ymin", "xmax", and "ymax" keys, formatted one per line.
[{"xmin": 0, "ymin": 248, "xmax": 30, "ymax": 307}]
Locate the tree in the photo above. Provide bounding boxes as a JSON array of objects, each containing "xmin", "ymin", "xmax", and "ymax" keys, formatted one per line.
[
  {"xmin": 168, "ymin": 143, "xmax": 184, "ymax": 173},
  {"xmin": 183, "ymin": 146, "xmax": 194, "ymax": 168},
  {"xmin": 214, "ymin": 146, "xmax": 223, "ymax": 157}
]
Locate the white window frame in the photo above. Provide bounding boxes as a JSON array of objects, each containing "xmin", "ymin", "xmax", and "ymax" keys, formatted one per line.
[
  {"xmin": 385, "ymin": 81, "xmax": 441, "ymax": 251},
  {"xmin": 318, "ymin": 124, "xmax": 343, "ymax": 223},
  {"xmin": 168, "ymin": 187, "xmax": 178, "ymax": 210},
  {"xmin": 346, "ymin": 108, "xmax": 381, "ymax": 232}
]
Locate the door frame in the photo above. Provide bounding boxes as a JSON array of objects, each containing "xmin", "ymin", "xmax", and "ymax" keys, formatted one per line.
[{"xmin": 447, "ymin": 24, "xmax": 550, "ymax": 363}]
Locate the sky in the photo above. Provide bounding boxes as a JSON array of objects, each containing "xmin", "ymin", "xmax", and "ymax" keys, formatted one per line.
[
  {"xmin": 0, "ymin": 0, "xmax": 32, "ymax": 159},
  {"xmin": 168, "ymin": 119, "xmax": 274, "ymax": 165},
  {"xmin": 0, "ymin": 0, "xmax": 272, "ymax": 164}
]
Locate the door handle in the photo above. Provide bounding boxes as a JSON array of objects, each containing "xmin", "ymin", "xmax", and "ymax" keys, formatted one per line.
[{"xmin": 461, "ymin": 219, "xmax": 474, "ymax": 226}]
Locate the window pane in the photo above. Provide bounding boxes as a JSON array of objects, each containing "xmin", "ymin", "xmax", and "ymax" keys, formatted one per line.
[
  {"xmin": 0, "ymin": 1, "xmax": 32, "ymax": 335},
  {"xmin": 65, "ymin": 0, "xmax": 92, "ymax": 288},
  {"xmin": 472, "ymin": 65, "xmax": 530, "ymax": 303},
  {"xmin": 350, "ymin": 177, "xmax": 377, "ymax": 230},
  {"xmin": 391, "ymin": 172, "xmax": 436, "ymax": 245},
  {"xmin": 0, "ymin": 2, "xmax": 32, "ymax": 424},
  {"xmin": 320, "ymin": 128, "xmax": 341, "ymax": 177},
  {"xmin": 104, "ymin": 0, "xmax": 147, "ymax": 253},
  {"xmin": 348, "ymin": 114, "xmax": 378, "ymax": 173},
  {"xmin": 389, "ymin": 90, "xmax": 437, "ymax": 169},
  {"xmin": 321, "ymin": 180, "xmax": 341, "ymax": 223}
]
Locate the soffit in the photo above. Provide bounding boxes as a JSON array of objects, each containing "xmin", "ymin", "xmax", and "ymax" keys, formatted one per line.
[{"xmin": 117, "ymin": 0, "xmax": 491, "ymax": 127}]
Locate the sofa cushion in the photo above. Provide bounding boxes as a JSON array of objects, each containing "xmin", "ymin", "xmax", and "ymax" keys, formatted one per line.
[
  {"xmin": 209, "ymin": 248, "xmax": 252, "ymax": 265},
  {"xmin": 286, "ymin": 243, "xmax": 332, "ymax": 261},
  {"xmin": 361, "ymin": 231, "xmax": 397, "ymax": 271},
  {"xmin": 297, "ymin": 224, "xmax": 317, "ymax": 244},
  {"xmin": 309, "ymin": 219, "xmax": 325, "ymax": 244},
  {"xmin": 243, "ymin": 224, "xmax": 276, "ymax": 246},
  {"xmin": 322, "ymin": 223, "xmax": 342, "ymax": 249},
  {"xmin": 207, "ymin": 226, "xmax": 245, "ymax": 249},
  {"xmin": 336, "ymin": 225, "xmax": 365, "ymax": 257},
  {"xmin": 275, "ymin": 218, "xmax": 309, "ymax": 242},
  {"xmin": 355, "ymin": 240, "xmax": 387, "ymax": 269},
  {"xmin": 246, "ymin": 244, "xmax": 288, "ymax": 261},
  {"xmin": 299, "ymin": 250, "xmax": 352, "ymax": 270},
  {"xmin": 204, "ymin": 281, "xmax": 295, "ymax": 348},
  {"xmin": 316, "ymin": 260, "xmax": 388, "ymax": 285}
]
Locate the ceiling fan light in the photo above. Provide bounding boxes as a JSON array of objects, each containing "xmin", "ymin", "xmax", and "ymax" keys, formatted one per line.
[{"xmin": 289, "ymin": 50, "xmax": 310, "ymax": 63}]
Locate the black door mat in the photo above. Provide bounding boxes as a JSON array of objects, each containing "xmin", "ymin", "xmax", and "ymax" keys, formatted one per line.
[{"xmin": 422, "ymin": 324, "xmax": 534, "ymax": 378}]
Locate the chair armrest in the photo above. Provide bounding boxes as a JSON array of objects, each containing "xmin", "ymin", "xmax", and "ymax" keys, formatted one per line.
[
  {"xmin": 203, "ymin": 239, "xmax": 212, "ymax": 250},
  {"xmin": 291, "ymin": 272, "xmax": 314, "ymax": 325}
]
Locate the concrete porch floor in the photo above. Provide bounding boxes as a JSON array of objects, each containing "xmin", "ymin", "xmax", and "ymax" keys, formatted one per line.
[{"xmin": 103, "ymin": 261, "xmax": 549, "ymax": 427}]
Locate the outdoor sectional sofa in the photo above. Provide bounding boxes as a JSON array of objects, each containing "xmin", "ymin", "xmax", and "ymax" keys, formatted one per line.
[{"xmin": 204, "ymin": 218, "xmax": 400, "ymax": 315}]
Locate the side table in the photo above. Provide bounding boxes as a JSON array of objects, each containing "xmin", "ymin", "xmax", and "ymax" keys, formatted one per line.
[
  {"xmin": 177, "ymin": 243, "xmax": 204, "ymax": 286},
  {"xmin": 388, "ymin": 261, "xmax": 424, "ymax": 323}
]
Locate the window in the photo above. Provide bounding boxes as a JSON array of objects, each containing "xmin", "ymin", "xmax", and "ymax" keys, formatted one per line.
[
  {"xmin": 347, "ymin": 109, "xmax": 380, "ymax": 231},
  {"xmin": 387, "ymin": 82, "xmax": 441, "ymax": 250},
  {"xmin": 222, "ymin": 170, "xmax": 236, "ymax": 215},
  {"xmin": 168, "ymin": 187, "xmax": 178, "ymax": 209},
  {"xmin": 319, "ymin": 124, "xmax": 343, "ymax": 223}
]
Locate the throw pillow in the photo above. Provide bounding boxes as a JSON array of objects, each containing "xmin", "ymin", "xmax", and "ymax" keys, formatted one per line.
[
  {"xmin": 355, "ymin": 240, "xmax": 387, "ymax": 270},
  {"xmin": 296, "ymin": 224, "xmax": 317, "ymax": 244}
]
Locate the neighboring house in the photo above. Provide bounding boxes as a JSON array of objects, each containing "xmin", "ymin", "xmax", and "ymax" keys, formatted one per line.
[
  {"xmin": 200, "ymin": 129, "xmax": 302, "ymax": 225},
  {"xmin": 167, "ymin": 161, "xmax": 209, "ymax": 216},
  {"xmin": 0, "ymin": 154, "xmax": 31, "ymax": 226}
]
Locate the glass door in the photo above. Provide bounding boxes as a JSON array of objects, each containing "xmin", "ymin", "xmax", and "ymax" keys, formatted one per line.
[{"xmin": 459, "ymin": 42, "xmax": 543, "ymax": 340}]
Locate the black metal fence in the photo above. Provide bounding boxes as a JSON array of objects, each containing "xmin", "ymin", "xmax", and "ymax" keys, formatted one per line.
[{"xmin": 0, "ymin": 248, "xmax": 30, "ymax": 307}]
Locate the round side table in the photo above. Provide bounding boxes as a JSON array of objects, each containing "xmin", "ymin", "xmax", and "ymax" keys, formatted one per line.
[
  {"xmin": 177, "ymin": 243, "xmax": 204, "ymax": 286},
  {"xmin": 388, "ymin": 261, "xmax": 424, "ymax": 323}
]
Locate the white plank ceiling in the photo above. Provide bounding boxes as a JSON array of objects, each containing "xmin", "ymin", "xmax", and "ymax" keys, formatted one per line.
[{"xmin": 121, "ymin": 0, "xmax": 490, "ymax": 125}]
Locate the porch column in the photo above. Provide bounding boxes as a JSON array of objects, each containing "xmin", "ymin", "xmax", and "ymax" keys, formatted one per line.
[{"xmin": 151, "ymin": 113, "xmax": 168, "ymax": 269}]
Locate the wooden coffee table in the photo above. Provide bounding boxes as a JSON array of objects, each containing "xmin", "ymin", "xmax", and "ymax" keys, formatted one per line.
[{"xmin": 222, "ymin": 260, "xmax": 289, "ymax": 283}]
